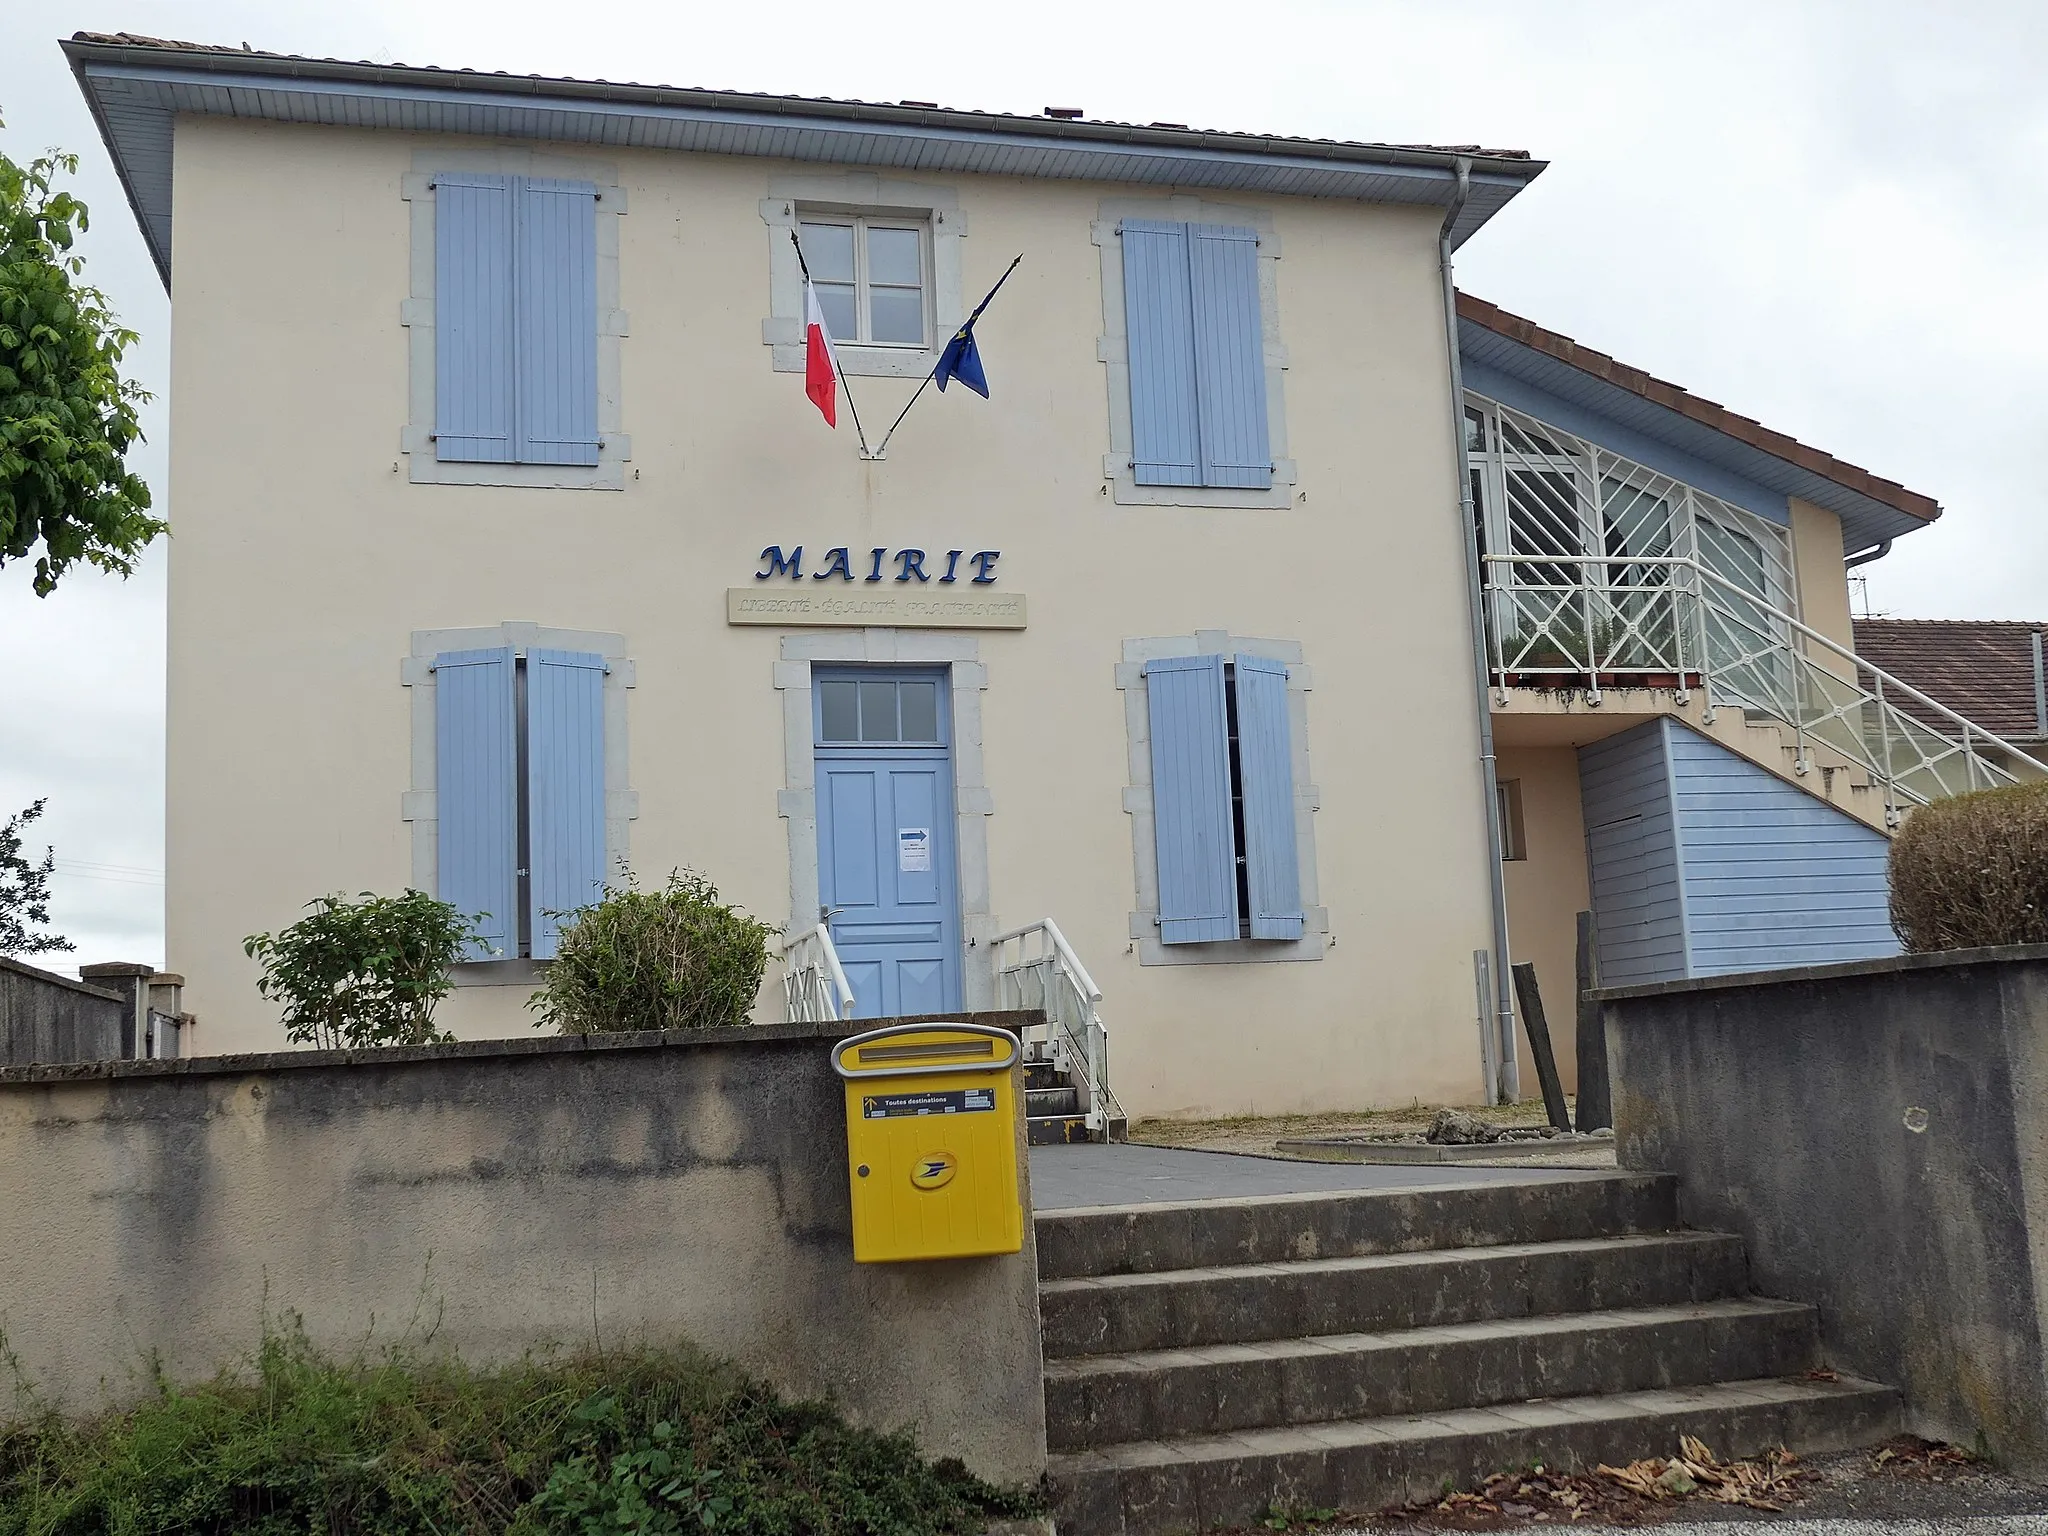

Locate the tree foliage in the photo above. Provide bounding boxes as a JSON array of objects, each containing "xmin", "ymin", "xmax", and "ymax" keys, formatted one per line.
[
  {"xmin": 244, "ymin": 891, "xmax": 475, "ymax": 1049},
  {"xmin": 0, "ymin": 798, "xmax": 71, "ymax": 957},
  {"xmin": 1, "ymin": 118, "xmax": 162, "ymax": 596}
]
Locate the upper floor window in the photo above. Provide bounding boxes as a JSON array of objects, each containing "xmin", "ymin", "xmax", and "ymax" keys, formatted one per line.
[
  {"xmin": 435, "ymin": 174, "xmax": 600, "ymax": 465},
  {"xmin": 799, "ymin": 216, "xmax": 929, "ymax": 348}
]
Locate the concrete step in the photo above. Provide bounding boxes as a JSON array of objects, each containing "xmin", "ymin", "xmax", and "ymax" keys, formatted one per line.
[
  {"xmin": 1031, "ymin": 1114, "xmax": 1096, "ymax": 1147},
  {"xmin": 1041, "ymin": 1231, "xmax": 1749, "ymax": 1359},
  {"xmin": 1036, "ymin": 1173, "xmax": 1678, "ymax": 1282},
  {"xmin": 1029, "ymin": 1086, "xmax": 1081, "ymax": 1117},
  {"xmin": 1047, "ymin": 1373, "xmax": 1901, "ymax": 1536},
  {"xmin": 1044, "ymin": 1297, "xmax": 1819, "ymax": 1452}
]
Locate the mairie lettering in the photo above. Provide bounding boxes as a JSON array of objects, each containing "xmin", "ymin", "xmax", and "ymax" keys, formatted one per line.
[{"xmin": 756, "ymin": 546, "xmax": 1000, "ymax": 585}]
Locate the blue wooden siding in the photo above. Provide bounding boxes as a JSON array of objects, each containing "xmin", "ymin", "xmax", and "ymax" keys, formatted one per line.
[
  {"xmin": 1664, "ymin": 722, "xmax": 1899, "ymax": 974},
  {"xmin": 1576, "ymin": 718, "xmax": 1900, "ymax": 985},
  {"xmin": 1232, "ymin": 654, "xmax": 1302, "ymax": 939},
  {"xmin": 1577, "ymin": 721, "xmax": 1690, "ymax": 986},
  {"xmin": 1144, "ymin": 653, "xmax": 1239, "ymax": 943}
]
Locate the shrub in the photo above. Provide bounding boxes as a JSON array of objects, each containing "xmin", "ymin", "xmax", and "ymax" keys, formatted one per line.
[
  {"xmin": 0, "ymin": 1323, "xmax": 1035, "ymax": 1535},
  {"xmin": 1889, "ymin": 779, "xmax": 2048, "ymax": 952},
  {"xmin": 530, "ymin": 872, "xmax": 775, "ymax": 1034},
  {"xmin": 244, "ymin": 891, "xmax": 475, "ymax": 1049}
]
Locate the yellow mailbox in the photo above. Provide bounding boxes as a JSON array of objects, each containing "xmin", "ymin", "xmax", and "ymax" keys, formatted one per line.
[{"xmin": 832, "ymin": 1022, "xmax": 1024, "ymax": 1264}]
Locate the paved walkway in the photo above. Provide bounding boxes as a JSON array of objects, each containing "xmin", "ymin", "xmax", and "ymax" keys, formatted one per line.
[{"xmin": 1027, "ymin": 1140, "xmax": 1612, "ymax": 1210}]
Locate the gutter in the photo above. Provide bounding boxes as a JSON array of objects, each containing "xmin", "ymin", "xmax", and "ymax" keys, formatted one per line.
[
  {"xmin": 1438, "ymin": 156, "xmax": 1521, "ymax": 1104},
  {"xmin": 1843, "ymin": 538, "xmax": 1893, "ymax": 569}
]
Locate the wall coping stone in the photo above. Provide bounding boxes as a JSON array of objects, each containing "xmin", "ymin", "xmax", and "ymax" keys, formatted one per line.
[
  {"xmin": 1591, "ymin": 942, "xmax": 2048, "ymax": 1003},
  {"xmin": 0, "ymin": 1008, "xmax": 1045, "ymax": 1089},
  {"xmin": 0, "ymin": 954, "xmax": 127, "ymax": 1004}
]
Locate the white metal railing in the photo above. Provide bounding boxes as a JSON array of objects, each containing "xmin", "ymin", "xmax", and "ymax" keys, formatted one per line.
[
  {"xmin": 781, "ymin": 923, "xmax": 855, "ymax": 1023},
  {"xmin": 991, "ymin": 919, "xmax": 1123, "ymax": 1133},
  {"xmin": 1484, "ymin": 550, "xmax": 2048, "ymax": 822}
]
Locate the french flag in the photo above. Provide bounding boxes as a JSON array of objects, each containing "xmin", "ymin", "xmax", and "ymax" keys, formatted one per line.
[{"xmin": 804, "ymin": 279, "xmax": 838, "ymax": 428}]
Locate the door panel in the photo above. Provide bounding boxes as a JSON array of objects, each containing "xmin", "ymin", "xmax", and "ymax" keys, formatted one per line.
[{"xmin": 816, "ymin": 753, "xmax": 959, "ymax": 1020}]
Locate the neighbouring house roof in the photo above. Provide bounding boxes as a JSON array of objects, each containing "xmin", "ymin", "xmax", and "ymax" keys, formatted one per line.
[
  {"xmin": 1457, "ymin": 293, "xmax": 1940, "ymax": 556},
  {"xmin": 1853, "ymin": 619, "xmax": 2048, "ymax": 744},
  {"xmin": 62, "ymin": 31, "xmax": 1545, "ymax": 289}
]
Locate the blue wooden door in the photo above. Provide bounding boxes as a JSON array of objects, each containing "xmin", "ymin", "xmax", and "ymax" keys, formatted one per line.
[{"xmin": 814, "ymin": 671, "xmax": 960, "ymax": 1018}]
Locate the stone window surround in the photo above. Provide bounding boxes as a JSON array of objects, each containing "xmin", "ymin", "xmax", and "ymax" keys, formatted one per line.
[
  {"xmin": 1093, "ymin": 194, "xmax": 1299, "ymax": 509},
  {"xmin": 401, "ymin": 622, "xmax": 640, "ymax": 988},
  {"xmin": 400, "ymin": 148, "xmax": 633, "ymax": 490},
  {"xmin": 760, "ymin": 174, "xmax": 966, "ymax": 380},
  {"xmin": 774, "ymin": 630, "xmax": 996, "ymax": 1012},
  {"xmin": 1117, "ymin": 629, "xmax": 1328, "ymax": 965}
]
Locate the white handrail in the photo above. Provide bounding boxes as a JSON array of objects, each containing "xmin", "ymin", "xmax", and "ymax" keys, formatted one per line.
[
  {"xmin": 1485, "ymin": 551, "xmax": 2048, "ymax": 773},
  {"xmin": 780, "ymin": 923, "xmax": 855, "ymax": 1022},
  {"xmin": 991, "ymin": 917, "xmax": 1103, "ymax": 1003}
]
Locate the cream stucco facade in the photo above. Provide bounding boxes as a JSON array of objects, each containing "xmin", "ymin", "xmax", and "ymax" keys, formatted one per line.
[{"xmin": 162, "ymin": 114, "xmax": 1499, "ymax": 1116}]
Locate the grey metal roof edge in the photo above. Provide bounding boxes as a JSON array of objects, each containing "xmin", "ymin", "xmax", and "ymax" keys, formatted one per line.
[
  {"xmin": 1458, "ymin": 315, "xmax": 1933, "ymax": 553},
  {"xmin": 63, "ymin": 34, "xmax": 1545, "ymax": 287}
]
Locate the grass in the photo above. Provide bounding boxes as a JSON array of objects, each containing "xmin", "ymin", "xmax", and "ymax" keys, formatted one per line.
[{"xmin": 0, "ymin": 1323, "xmax": 1037, "ymax": 1535}]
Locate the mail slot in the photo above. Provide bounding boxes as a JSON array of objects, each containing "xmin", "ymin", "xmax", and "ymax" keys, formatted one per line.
[{"xmin": 832, "ymin": 1022, "xmax": 1024, "ymax": 1263}]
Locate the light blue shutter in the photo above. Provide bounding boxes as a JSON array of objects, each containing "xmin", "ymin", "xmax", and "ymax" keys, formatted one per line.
[
  {"xmin": 434, "ymin": 173, "xmax": 516, "ymax": 463},
  {"xmin": 435, "ymin": 647, "xmax": 519, "ymax": 959},
  {"xmin": 1145, "ymin": 654, "xmax": 1239, "ymax": 943},
  {"xmin": 515, "ymin": 178, "xmax": 601, "ymax": 466},
  {"xmin": 1233, "ymin": 655, "xmax": 1304, "ymax": 939},
  {"xmin": 527, "ymin": 648, "xmax": 608, "ymax": 960},
  {"xmin": 1121, "ymin": 220, "xmax": 1201, "ymax": 487},
  {"xmin": 1189, "ymin": 224, "xmax": 1272, "ymax": 490}
]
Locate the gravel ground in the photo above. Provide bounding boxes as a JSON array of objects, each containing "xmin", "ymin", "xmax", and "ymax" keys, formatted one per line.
[{"xmin": 1336, "ymin": 1442, "xmax": 2048, "ymax": 1534}]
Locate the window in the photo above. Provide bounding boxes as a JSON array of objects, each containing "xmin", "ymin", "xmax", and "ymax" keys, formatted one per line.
[
  {"xmin": 435, "ymin": 646, "xmax": 608, "ymax": 961},
  {"xmin": 1496, "ymin": 779, "xmax": 1527, "ymax": 862},
  {"xmin": 1121, "ymin": 220, "xmax": 1272, "ymax": 490},
  {"xmin": 1143, "ymin": 653, "xmax": 1302, "ymax": 943},
  {"xmin": 401, "ymin": 154, "xmax": 628, "ymax": 490},
  {"xmin": 798, "ymin": 217, "xmax": 928, "ymax": 347},
  {"xmin": 434, "ymin": 174, "xmax": 600, "ymax": 465},
  {"xmin": 816, "ymin": 676, "xmax": 943, "ymax": 743}
]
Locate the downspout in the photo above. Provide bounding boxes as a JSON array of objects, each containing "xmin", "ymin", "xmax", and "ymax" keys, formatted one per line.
[
  {"xmin": 1439, "ymin": 158, "xmax": 1521, "ymax": 1103},
  {"xmin": 2032, "ymin": 630, "xmax": 2046, "ymax": 741}
]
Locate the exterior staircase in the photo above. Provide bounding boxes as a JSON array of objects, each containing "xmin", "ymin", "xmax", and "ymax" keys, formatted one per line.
[
  {"xmin": 1028, "ymin": 1057, "xmax": 1123, "ymax": 1145},
  {"xmin": 1037, "ymin": 1173, "xmax": 1897, "ymax": 1536}
]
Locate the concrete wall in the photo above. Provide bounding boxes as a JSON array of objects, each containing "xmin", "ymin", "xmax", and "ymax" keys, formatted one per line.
[
  {"xmin": 0, "ymin": 1016, "xmax": 1047, "ymax": 1483},
  {"xmin": 1496, "ymin": 744, "xmax": 1589, "ymax": 1093},
  {"xmin": 163, "ymin": 115, "xmax": 1496, "ymax": 1118},
  {"xmin": 0, "ymin": 956, "xmax": 125, "ymax": 1065},
  {"xmin": 1603, "ymin": 947, "xmax": 2048, "ymax": 1472}
]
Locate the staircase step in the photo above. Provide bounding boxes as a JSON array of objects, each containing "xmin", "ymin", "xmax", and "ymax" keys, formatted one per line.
[
  {"xmin": 1047, "ymin": 1374, "xmax": 1900, "ymax": 1536},
  {"xmin": 1044, "ymin": 1297, "xmax": 1818, "ymax": 1451},
  {"xmin": 1031, "ymin": 1114, "xmax": 1097, "ymax": 1146},
  {"xmin": 1042, "ymin": 1231, "xmax": 1747, "ymax": 1358},
  {"xmin": 1024, "ymin": 1061, "xmax": 1064, "ymax": 1092},
  {"xmin": 1036, "ymin": 1173, "xmax": 1678, "ymax": 1282},
  {"xmin": 1029, "ymin": 1086, "xmax": 1082, "ymax": 1117}
]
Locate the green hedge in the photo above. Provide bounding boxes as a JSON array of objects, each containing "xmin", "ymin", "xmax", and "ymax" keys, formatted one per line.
[
  {"xmin": 1889, "ymin": 778, "xmax": 2048, "ymax": 952},
  {"xmin": 0, "ymin": 1326, "xmax": 1034, "ymax": 1535},
  {"xmin": 530, "ymin": 872, "xmax": 775, "ymax": 1034}
]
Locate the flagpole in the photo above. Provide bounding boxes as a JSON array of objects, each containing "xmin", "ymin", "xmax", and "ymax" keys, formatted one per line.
[
  {"xmin": 789, "ymin": 230, "xmax": 872, "ymax": 455},
  {"xmin": 871, "ymin": 255, "xmax": 1023, "ymax": 459}
]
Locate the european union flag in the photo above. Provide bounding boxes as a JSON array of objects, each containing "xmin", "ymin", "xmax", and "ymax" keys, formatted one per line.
[
  {"xmin": 935, "ymin": 323, "xmax": 989, "ymax": 397},
  {"xmin": 934, "ymin": 255, "xmax": 1021, "ymax": 398}
]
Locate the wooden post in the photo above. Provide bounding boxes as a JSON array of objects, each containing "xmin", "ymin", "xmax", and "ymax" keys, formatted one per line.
[
  {"xmin": 1510, "ymin": 962, "xmax": 1571, "ymax": 1131},
  {"xmin": 1574, "ymin": 911, "xmax": 1612, "ymax": 1131}
]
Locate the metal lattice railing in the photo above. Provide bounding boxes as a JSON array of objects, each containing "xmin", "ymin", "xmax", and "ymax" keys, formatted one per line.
[
  {"xmin": 781, "ymin": 923, "xmax": 855, "ymax": 1023},
  {"xmin": 992, "ymin": 919, "xmax": 1123, "ymax": 1133}
]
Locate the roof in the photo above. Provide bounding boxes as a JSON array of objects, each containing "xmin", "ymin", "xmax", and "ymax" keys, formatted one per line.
[
  {"xmin": 1852, "ymin": 619, "xmax": 2048, "ymax": 742},
  {"xmin": 63, "ymin": 32, "xmax": 1545, "ymax": 287},
  {"xmin": 1457, "ymin": 293, "xmax": 1940, "ymax": 555}
]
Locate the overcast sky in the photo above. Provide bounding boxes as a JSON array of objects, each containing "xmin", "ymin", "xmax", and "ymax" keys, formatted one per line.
[{"xmin": 2, "ymin": 0, "xmax": 2044, "ymax": 970}]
